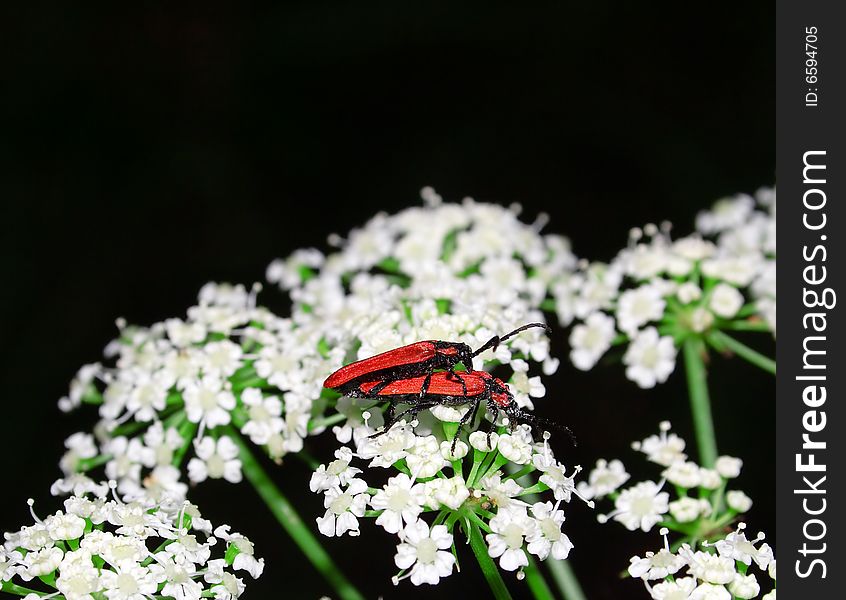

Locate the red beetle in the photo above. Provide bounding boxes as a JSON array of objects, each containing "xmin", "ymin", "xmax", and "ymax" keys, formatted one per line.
[
  {"xmin": 323, "ymin": 323, "xmax": 551, "ymax": 397},
  {"xmin": 346, "ymin": 370, "xmax": 564, "ymax": 452}
]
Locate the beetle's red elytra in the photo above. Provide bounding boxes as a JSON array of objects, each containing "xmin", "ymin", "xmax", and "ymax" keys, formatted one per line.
[{"xmin": 323, "ymin": 322, "xmax": 551, "ymax": 393}]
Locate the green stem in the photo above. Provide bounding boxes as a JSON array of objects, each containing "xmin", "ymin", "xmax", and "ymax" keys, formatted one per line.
[
  {"xmin": 465, "ymin": 518, "xmax": 513, "ymax": 600},
  {"xmin": 1, "ymin": 581, "xmax": 46, "ymax": 596},
  {"xmin": 546, "ymin": 560, "xmax": 588, "ymax": 600},
  {"xmin": 308, "ymin": 412, "xmax": 347, "ymax": 432},
  {"xmin": 707, "ymin": 330, "xmax": 776, "ymax": 375},
  {"xmin": 524, "ymin": 555, "xmax": 556, "ymax": 600},
  {"xmin": 228, "ymin": 429, "xmax": 365, "ymax": 600},
  {"xmin": 683, "ymin": 338, "xmax": 718, "ymax": 467},
  {"xmin": 720, "ymin": 320, "xmax": 772, "ymax": 332}
]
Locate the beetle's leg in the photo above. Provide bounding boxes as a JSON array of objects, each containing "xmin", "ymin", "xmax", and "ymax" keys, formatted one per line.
[
  {"xmin": 368, "ymin": 401, "xmax": 399, "ymax": 439},
  {"xmin": 367, "ymin": 379, "xmax": 394, "ymax": 396},
  {"xmin": 455, "ymin": 372, "xmax": 467, "ymax": 396},
  {"xmin": 485, "ymin": 402, "xmax": 500, "ymax": 452},
  {"xmin": 451, "ymin": 397, "xmax": 480, "ymax": 455},
  {"xmin": 371, "ymin": 399, "xmax": 428, "ymax": 438},
  {"xmin": 418, "ymin": 373, "xmax": 432, "ymax": 399},
  {"xmin": 382, "ymin": 401, "xmax": 396, "ymax": 428},
  {"xmin": 442, "ymin": 370, "xmax": 467, "ymax": 396}
]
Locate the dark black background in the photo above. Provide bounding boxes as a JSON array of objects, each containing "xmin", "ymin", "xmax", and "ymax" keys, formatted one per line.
[{"xmin": 1, "ymin": 3, "xmax": 774, "ymax": 598}]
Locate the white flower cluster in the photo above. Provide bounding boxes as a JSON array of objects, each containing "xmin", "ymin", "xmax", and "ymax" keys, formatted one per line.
[
  {"xmin": 310, "ymin": 418, "xmax": 585, "ymax": 586},
  {"xmin": 1, "ymin": 485, "xmax": 262, "ymax": 600},
  {"xmin": 557, "ymin": 188, "xmax": 776, "ymax": 387},
  {"xmin": 267, "ymin": 187, "xmax": 577, "ymax": 415},
  {"xmin": 56, "ymin": 282, "xmax": 336, "ymax": 501},
  {"xmin": 629, "ymin": 524, "xmax": 776, "ymax": 599},
  {"xmin": 583, "ymin": 422, "xmax": 754, "ymax": 533}
]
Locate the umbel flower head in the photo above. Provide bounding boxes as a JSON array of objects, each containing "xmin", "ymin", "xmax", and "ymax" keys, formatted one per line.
[
  {"xmin": 556, "ymin": 188, "xmax": 776, "ymax": 388},
  {"xmin": 629, "ymin": 525, "xmax": 776, "ymax": 599},
  {"xmin": 311, "ymin": 418, "xmax": 589, "ymax": 586},
  {"xmin": 55, "ymin": 282, "xmax": 339, "ymax": 502},
  {"xmin": 265, "ymin": 189, "xmax": 588, "ymax": 585},
  {"xmin": 580, "ymin": 421, "xmax": 773, "ymax": 598},
  {"xmin": 585, "ymin": 421, "xmax": 754, "ymax": 536},
  {"xmin": 1, "ymin": 482, "xmax": 262, "ymax": 600}
]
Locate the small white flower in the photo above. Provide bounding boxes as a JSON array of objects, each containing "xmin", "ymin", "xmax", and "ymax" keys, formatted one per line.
[
  {"xmin": 316, "ymin": 479, "xmax": 369, "ymax": 537},
  {"xmin": 662, "ymin": 461, "xmax": 701, "ymax": 489},
  {"xmin": 430, "ymin": 476, "xmax": 470, "ymax": 510},
  {"xmin": 405, "ymin": 436, "xmax": 448, "ymax": 478},
  {"xmin": 616, "ymin": 286, "xmax": 666, "ymax": 335},
  {"xmin": 44, "ymin": 512, "xmax": 86, "ymax": 541},
  {"xmin": 59, "ymin": 432, "xmax": 98, "ymax": 475},
  {"xmin": 429, "ymin": 402, "xmax": 469, "ymax": 423},
  {"xmin": 623, "ymin": 328, "xmax": 677, "ymax": 389},
  {"xmin": 187, "ymin": 436, "xmax": 242, "ymax": 484},
  {"xmin": 647, "ymin": 576, "xmax": 697, "ymax": 600},
  {"xmin": 469, "ymin": 431, "xmax": 498, "ymax": 452},
  {"xmin": 486, "ymin": 510, "xmax": 537, "ymax": 571},
  {"xmin": 690, "ymin": 582, "xmax": 731, "ymax": 600},
  {"xmin": 527, "ymin": 502, "xmax": 573, "ymax": 560},
  {"xmin": 214, "ymin": 525, "xmax": 265, "ymax": 578},
  {"xmin": 55, "ymin": 560, "xmax": 101, "ymax": 599},
  {"xmin": 478, "ymin": 474, "xmax": 526, "ymax": 513},
  {"xmin": 358, "ymin": 423, "xmax": 417, "ymax": 468},
  {"xmin": 677, "ymin": 282, "xmax": 703, "ymax": 304},
  {"xmin": 576, "ymin": 458, "xmax": 629, "ymax": 500},
  {"xmin": 688, "ymin": 308, "xmax": 714, "ymax": 333},
  {"xmin": 143, "ymin": 422, "xmax": 184, "ymax": 467},
  {"xmin": 99, "ymin": 563, "xmax": 160, "ymax": 599},
  {"xmin": 728, "ymin": 573, "xmax": 760, "ymax": 599},
  {"xmin": 709, "ymin": 284, "xmax": 744, "ymax": 318},
  {"xmin": 370, "ymin": 474, "xmax": 426, "ymax": 534},
  {"xmin": 673, "ymin": 237, "xmax": 716, "ymax": 261},
  {"xmin": 698, "ymin": 468, "xmax": 721, "ymax": 490},
  {"xmin": 166, "ymin": 318, "xmax": 207, "ymax": 346},
  {"xmin": 634, "ymin": 423, "xmax": 687, "ymax": 466},
  {"xmin": 701, "ymin": 256, "xmax": 759, "ymax": 287},
  {"xmin": 726, "ymin": 490, "xmax": 753, "ymax": 513},
  {"xmin": 21, "ymin": 546, "xmax": 63, "ymax": 578},
  {"xmin": 532, "ymin": 454, "xmax": 582, "ymax": 503},
  {"xmin": 201, "ymin": 340, "xmax": 244, "ymax": 378},
  {"xmin": 569, "ymin": 312, "xmax": 616, "ymax": 370},
  {"xmin": 628, "ymin": 531, "xmax": 685, "ymax": 580},
  {"xmin": 439, "ymin": 439, "xmax": 469, "ymax": 460},
  {"xmin": 310, "ymin": 447, "xmax": 361, "ymax": 493},
  {"xmin": 715, "ymin": 456, "xmax": 743, "ymax": 479},
  {"xmin": 183, "ymin": 376, "xmax": 236, "ymax": 429},
  {"xmin": 679, "ymin": 545, "xmax": 736, "ymax": 584},
  {"xmin": 668, "ymin": 497, "xmax": 710, "ymax": 523},
  {"xmin": 239, "ymin": 388, "xmax": 284, "ymax": 446},
  {"xmin": 603, "ymin": 480, "xmax": 669, "ymax": 532},
  {"xmin": 497, "ymin": 426, "xmax": 533, "ymax": 465},
  {"xmin": 204, "ymin": 559, "xmax": 247, "ymax": 599},
  {"xmin": 714, "ymin": 525, "xmax": 773, "ymax": 570},
  {"xmin": 696, "ymin": 194, "xmax": 755, "ymax": 234},
  {"xmin": 126, "ymin": 372, "xmax": 173, "ymax": 423},
  {"xmin": 394, "ymin": 520, "xmax": 456, "ymax": 586}
]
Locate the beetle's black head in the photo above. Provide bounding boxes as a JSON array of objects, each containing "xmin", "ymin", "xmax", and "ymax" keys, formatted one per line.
[{"xmin": 434, "ymin": 341, "xmax": 475, "ymax": 372}]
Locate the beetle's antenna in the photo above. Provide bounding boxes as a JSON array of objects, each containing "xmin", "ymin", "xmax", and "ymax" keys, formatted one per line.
[
  {"xmin": 511, "ymin": 408, "xmax": 576, "ymax": 447},
  {"xmin": 471, "ymin": 322, "xmax": 552, "ymax": 357}
]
